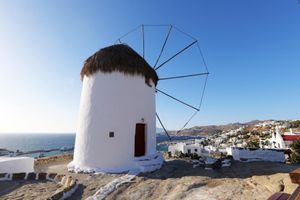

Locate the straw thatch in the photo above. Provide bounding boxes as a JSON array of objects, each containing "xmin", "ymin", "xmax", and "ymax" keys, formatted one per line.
[{"xmin": 81, "ymin": 44, "xmax": 158, "ymax": 85}]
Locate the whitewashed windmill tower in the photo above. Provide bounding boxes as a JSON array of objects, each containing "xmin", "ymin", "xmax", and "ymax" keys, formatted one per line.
[
  {"xmin": 69, "ymin": 44, "xmax": 161, "ymax": 173},
  {"xmin": 69, "ymin": 25, "xmax": 209, "ymax": 173}
]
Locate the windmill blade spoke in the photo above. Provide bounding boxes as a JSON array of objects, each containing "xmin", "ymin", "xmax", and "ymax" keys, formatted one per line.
[
  {"xmin": 159, "ymin": 72, "xmax": 209, "ymax": 81},
  {"xmin": 173, "ymin": 26, "xmax": 197, "ymax": 41},
  {"xmin": 177, "ymin": 74, "xmax": 209, "ymax": 134},
  {"xmin": 153, "ymin": 25, "xmax": 173, "ymax": 68},
  {"xmin": 154, "ymin": 40, "xmax": 197, "ymax": 71},
  {"xmin": 117, "ymin": 25, "xmax": 142, "ymax": 42},
  {"xmin": 143, "ymin": 24, "xmax": 171, "ymax": 27},
  {"xmin": 156, "ymin": 88, "xmax": 200, "ymax": 111},
  {"xmin": 177, "ymin": 110, "xmax": 198, "ymax": 135},
  {"xmin": 196, "ymin": 42, "xmax": 209, "ymax": 73},
  {"xmin": 142, "ymin": 24, "xmax": 145, "ymax": 58},
  {"xmin": 156, "ymin": 112, "xmax": 171, "ymax": 140}
]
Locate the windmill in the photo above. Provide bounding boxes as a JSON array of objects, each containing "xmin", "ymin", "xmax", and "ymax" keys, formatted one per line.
[
  {"xmin": 69, "ymin": 24, "xmax": 209, "ymax": 173},
  {"xmin": 115, "ymin": 24, "xmax": 209, "ymax": 140}
]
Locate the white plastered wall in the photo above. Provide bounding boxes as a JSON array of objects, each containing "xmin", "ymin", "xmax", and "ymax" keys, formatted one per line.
[
  {"xmin": 71, "ymin": 71, "xmax": 156, "ymax": 172},
  {"xmin": 0, "ymin": 157, "xmax": 34, "ymax": 173},
  {"xmin": 231, "ymin": 147, "xmax": 285, "ymax": 162}
]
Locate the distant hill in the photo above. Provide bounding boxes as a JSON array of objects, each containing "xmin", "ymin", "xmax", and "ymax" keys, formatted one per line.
[{"xmin": 169, "ymin": 121, "xmax": 264, "ymax": 137}]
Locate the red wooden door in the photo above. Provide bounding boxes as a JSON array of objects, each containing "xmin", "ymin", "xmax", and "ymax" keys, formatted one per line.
[{"xmin": 135, "ymin": 123, "xmax": 146, "ymax": 157}]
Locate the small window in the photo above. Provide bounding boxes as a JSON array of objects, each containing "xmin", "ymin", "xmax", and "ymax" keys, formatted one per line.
[
  {"xmin": 109, "ymin": 132, "xmax": 114, "ymax": 138},
  {"xmin": 187, "ymin": 149, "xmax": 191, "ymax": 154},
  {"xmin": 194, "ymin": 149, "xmax": 198, "ymax": 152}
]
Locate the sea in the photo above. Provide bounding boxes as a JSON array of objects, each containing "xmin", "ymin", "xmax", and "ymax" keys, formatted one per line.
[{"xmin": 0, "ymin": 133, "xmax": 204, "ymax": 158}]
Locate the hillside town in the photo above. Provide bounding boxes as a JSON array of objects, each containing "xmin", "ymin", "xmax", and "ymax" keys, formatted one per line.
[
  {"xmin": 206, "ymin": 120, "xmax": 300, "ymax": 149},
  {"xmin": 168, "ymin": 119, "xmax": 300, "ymax": 164}
]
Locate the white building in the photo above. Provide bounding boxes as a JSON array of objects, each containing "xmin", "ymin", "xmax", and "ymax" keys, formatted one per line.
[
  {"xmin": 69, "ymin": 44, "xmax": 163, "ymax": 173},
  {"xmin": 281, "ymin": 129, "xmax": 300, "ymax": 148},
  {"xmin": 266, "ymin": 127, "xmax": 300, "ymax": 149},
  {"xmin": 269, "ymin": 126, "xmax": 286, "ymax": 149},
  {"xmin": 168, "ymin": 142, "xmax": 210, "ymax": 157}
]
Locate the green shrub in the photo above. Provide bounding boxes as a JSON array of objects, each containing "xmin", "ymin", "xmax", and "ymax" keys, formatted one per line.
[
  {"xmin": 261, "ymin": 140, "xmax": 270, "ymax": 146},
  {"xmin": 213, "ymin": 159, "xmax": 222, "ymax": 169},
  {"xmin": 190, "ymin": 153, "xmax": 199, "ymax": 160},
  {"xmin": 290, "ymin": 141, "xmax": 300, "ymax": 163},
  {"xmin": 289, "ymin": 120, "xmax": 300, "ymax": 129},
  {"xmin": 226, "ymin": 155, "xmax": 233, "ymax": 160},
  {"xmin": 243, "ymin": 135, "xmax": 250, "ymax": 139},
  {"xmin": 247, "ymin": 139, "xmax": 260, "ymax": 148},
  {"xmin": 174, "ymin": 150, "xmax": 183, "ymax": 158},
  {"xmin": 290, "ymin": 153, "xmax": 300, "ymax": 163}
]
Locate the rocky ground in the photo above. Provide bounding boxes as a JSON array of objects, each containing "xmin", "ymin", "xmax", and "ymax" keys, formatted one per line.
[
  {"xmin": 107, "ymin": 159, "xmax": 299, "ymax": 200},
  {"xmin": 0, "ymin": 156, "xmax": 299, "ymax": 200},
  {"xmin": 35, "ymin": 157, "xmax": 125, "ymax": 200},
  {"xmin": 0, "ymin": 180, "xmax": 60, "ymax": 200}
]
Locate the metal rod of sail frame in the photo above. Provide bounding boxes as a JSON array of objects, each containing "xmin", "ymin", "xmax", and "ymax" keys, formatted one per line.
[
  {"xmin": 159, "ymin": 72, "xmax": 209, "ymax": 81},
  {"xmin": 156, "ymin": 89, "xmax": 200, "ymax": 111},
  {"xmin": 153, "ymin": 25, "xmax": 173, "ymax": 68},
  {"xmin": 156, "ymin": 112, "xmax": 171, "ymax": 140},
  {"xmin": 142, "ymin": 24, "xmax": 145, "ymax": 59},
  {"xmin": 154, "ymin": 40, "xmax": 197, "ymax": 71}
]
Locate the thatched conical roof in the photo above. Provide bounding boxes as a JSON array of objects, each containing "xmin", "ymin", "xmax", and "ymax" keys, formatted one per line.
[{"xmin": 81, "ymin": 44, "xmax": 158, "ymax": 85}]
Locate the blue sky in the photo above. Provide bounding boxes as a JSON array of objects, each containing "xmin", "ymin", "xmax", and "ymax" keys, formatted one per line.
[{"xmin": 0, "ymin": 0, "xmax": 299, "ymax": 132}]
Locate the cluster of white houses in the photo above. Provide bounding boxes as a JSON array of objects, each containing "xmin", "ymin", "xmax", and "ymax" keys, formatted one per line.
[{"xmin": 168, "ymin": 125, "xmax": 300, "ymax": 163}]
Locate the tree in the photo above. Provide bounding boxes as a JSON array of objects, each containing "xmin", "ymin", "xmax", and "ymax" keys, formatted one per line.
[
  {"xmin": 262, "ymin": 140, "xmax": 270, "ymax": 147},
  {"xmin": 291, "ymin": 141, "xmax": 300, "ymax": 163},
  {"xmin": 247, "ymin": 139, "xmax": 260, "ymax": 148},
  {"xmin": 289, "ymin": 121, "xmax": 300, "ymax": 129}
]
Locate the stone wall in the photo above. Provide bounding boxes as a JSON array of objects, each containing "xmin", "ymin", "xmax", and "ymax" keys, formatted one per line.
[{"xmin": 34, "ymin": 154, "xmax": 73, "ymax": 167}]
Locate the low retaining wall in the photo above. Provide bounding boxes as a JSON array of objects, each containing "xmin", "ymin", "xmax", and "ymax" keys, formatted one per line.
[
  {"xmin": 229, "ymin": 147, "xmax": 285, "ymax": 162},
  {"xmin": 0, "ymin": 172, "xmax": 78, "ymax": 200},
  {"xmin": 0, "ymin": 157, "xmax": 34, "ymax": 173},
  {"xmin": 35, "ymin": 154, "xmax": 73, "ymax": 167}
]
